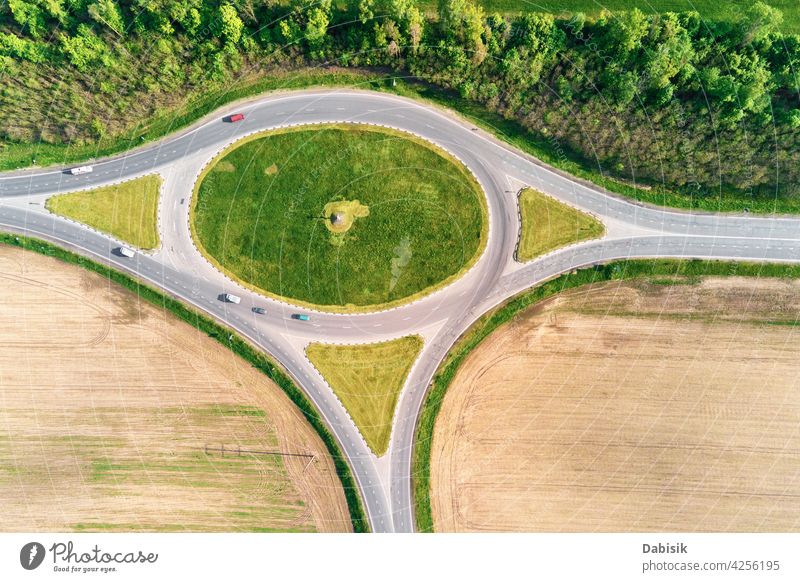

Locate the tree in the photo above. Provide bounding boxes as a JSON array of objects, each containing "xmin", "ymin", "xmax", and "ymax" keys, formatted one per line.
[
  {"xmin": 765, "ymin": 33, "xmax": 800, "ymax": 91},
  {"xmin": 7, "ymin": 0, "xmax": 47, "ymax": 38},
  {"xmin": 88, "ymin": 0, "xmax": 126, "ymax": 37},
  {"xmin": 701, "ymin": 51, "xmax": 773, "ymax": 122},
  {"xmin": 740, "ymin": 1, "xmax": 783, "ymax": 45},
  {"xmin": 359, "ymin": 0, "xmax": 374, "ymax": 25},
  {"xmin": 602, "ymin": 67, "xmax": 638, "ymax": 106},
  {"xmin": 305, "ymin": 2, "xmax": 331, "ymax": 51},
  {"xmin": 438, "ymin": 0, "xmax": 485, "ymax": 61},
  {"xmin": 279, "ymin": 19, "xmax": 301, "ymax": 45},
  {"xmin": 598, "ymin": 8, "xmax": 649, "ymax": 59},
  {"xmin": 787, "ymin": 109, "xmax": 800, "ymax": 129},
  {"xmin": 59, "ymin": 24, "xmax": 111, "ymax": 73},
  {"xmin": 373, "ymin": 0, "xmax": 424, "ymax": 51},
  {"xmin": 164, "ymin": 0, "xmax": 202, "ymax": 36},
  {"xmin": 643, "ymin": 13, "xmax": 695, "ymax": 92},
  {"xmin": 217, "ymin": 4, "xmax": 244, "ymax": 46},
  {"xmin": 437, "ymin": 0, "xmax": 466, "ymax": 33},
  {"xmin": 0, "ymin": 32, "xmax": 45, "ymax": 62}
]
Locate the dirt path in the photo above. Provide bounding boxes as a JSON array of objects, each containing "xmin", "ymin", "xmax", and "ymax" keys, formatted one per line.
[
  {"xmin": 0, "ymin": 246, "xmax": 351, "ymax": 532},
  {"xmin": 432, "ymin": 277, "xmax": 800, "ymax": 532}
]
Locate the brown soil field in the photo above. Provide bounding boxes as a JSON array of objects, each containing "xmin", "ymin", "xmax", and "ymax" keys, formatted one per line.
[
  {"xmin": 0, "ymin": 246, "xmax": 351, "ymax": 532},
  {"xmin": 432, "ymin": 277, "xmax": 800, "ymax": 532}
]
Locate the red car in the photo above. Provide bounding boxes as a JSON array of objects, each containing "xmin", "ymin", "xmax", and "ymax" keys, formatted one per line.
[{"xmin": 228, "ymin": 113, "xmax": 245, "ymax": 122}]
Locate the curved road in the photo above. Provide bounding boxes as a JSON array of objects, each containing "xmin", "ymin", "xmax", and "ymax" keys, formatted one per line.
[{"xmin": 2, "ymin": 90, "xmax": 800, "ymax": 533}]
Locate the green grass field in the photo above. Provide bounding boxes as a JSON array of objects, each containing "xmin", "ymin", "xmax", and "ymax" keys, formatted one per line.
[
  {"xmin": 192, "ymin": 124, "xmax": 487, "ymax": 311},
  {"xmin": 46, "ymin": 175, "xmax": 161, "ymax": 250},
  {"xmin": 516, "ymin": 187, "xmax": 605, "ymax": 261},
  {"xmin": 306, "ymin": 336, "xmax": 424, "ymax": 456},
  {"xmin": 416, "ymin": 1, "xmax": 799, "ymax": 33}
]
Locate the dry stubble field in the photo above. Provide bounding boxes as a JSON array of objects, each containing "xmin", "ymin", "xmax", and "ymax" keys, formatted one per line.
[
  {"xmin": 432, "ymin": 277, "xmax": 800, "ymax": 532},
  {"xmin": 0, "ymin": 246, "xmax": 351, "ymax": 532}
]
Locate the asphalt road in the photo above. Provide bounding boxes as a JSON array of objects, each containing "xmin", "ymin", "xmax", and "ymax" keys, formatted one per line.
[{"xmin": 2, "ymin": 90, "xmax": 800, "ymax": 533}]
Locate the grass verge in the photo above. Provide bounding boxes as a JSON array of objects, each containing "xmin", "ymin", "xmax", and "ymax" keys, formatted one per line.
[
  {"xmin": 191, "ymin": 123, "xmax": 488, "ymax": 312},
  {"xmin": 46, "ymin": 175, "xmax": 162, "ymax": 250},
  {"xmin": 0, "ymin": 231, "xmax": 368, "ymax": 533},
  {"xmin": 516, "ymin": 187, "xmax": 605, "ymax": 261},
  {"xmin": 306, "ymin": 336, "xmax": 424, "ymax": 456},
  {"xmin": 412, "ymin": 258, "xmax": 800, "ymax": 532}
]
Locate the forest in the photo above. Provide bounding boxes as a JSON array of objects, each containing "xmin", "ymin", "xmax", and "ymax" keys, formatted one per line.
[{"xmin": 0, "ymin": 0, "xmax": 798, "ymax": 204}]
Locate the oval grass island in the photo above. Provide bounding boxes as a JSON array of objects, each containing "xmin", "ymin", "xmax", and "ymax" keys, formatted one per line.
[{"xmin": 191, "ymin": 124, "xmax": 488, "ymax": 312}]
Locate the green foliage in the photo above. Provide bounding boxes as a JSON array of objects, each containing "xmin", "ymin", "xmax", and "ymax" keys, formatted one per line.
[
  {"xmin": 741, "ymin": 1, "xmax": 784, "ymax": 44},
  {"xmin": 217, "ymin": 3, "xmax": 244, "ymax": 46},
  {"xmin": 58, "ymin": 24, "xmax": 111, "ymax": 72},
  {"xmin": 0, "ymin": 32, "xmax": 46, "ymax": 62},
  {"xmin": 88, "ymin": 0, "xmax": 126, "ymax": 36},
  {"xmin": 304, "ymin": 0, "xmax": 331, "ymax": 51},
  {"xmin": 7, "ymin": 0, "xmax": 55, "ymax": 39},
  {"xmin": 788, "ymin": 109, "xmax": 800, "ymax": 128}
]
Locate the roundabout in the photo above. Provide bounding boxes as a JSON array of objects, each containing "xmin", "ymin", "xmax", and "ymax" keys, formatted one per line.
[
  {"xmin": 190, "ymin": 124, "xmax": 488, "ymax": 312},
  {"xmin": 2, "ymin": 90, "xmax": 800, "ymax": 533}
]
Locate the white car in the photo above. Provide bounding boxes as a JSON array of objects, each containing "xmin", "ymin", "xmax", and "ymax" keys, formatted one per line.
[
  {"xmin": 223, "ymin": 293, "xmax": 241, "ymax": 304},
  {"xmin": 69, "ymin": 165, "xmax": 93, "ymax": 175},
  {"xmin": 118, "ymin": 246, "xmax": 135, "ymax": 258}
]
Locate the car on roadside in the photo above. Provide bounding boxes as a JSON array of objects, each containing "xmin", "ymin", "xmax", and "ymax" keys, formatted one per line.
[
  {"xmin": 291, "ymin": 313, "xmax": 310, "ymax": 321},
  {"xmin": 118, "ymin": 246, "xmax": 135, "ymax": 258},
  {"xmin": 252, "ymin": 307, "xmax": 266, "ymax": 314},
  {"xmin": 222, "ymin": 293, "xmax": 241, "ymax": 304},
  {"xmin": 227, "ymin": 113, "xmax": 245, "ymax": 122},
  {"xmin": 68, "ymin": 165, "xmax": 93, "ymax": 175}
]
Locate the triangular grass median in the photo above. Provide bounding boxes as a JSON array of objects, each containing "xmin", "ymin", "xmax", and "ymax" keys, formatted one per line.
[
  {"xmin": 517, "ymin": 187, "xmax": 604, "ymax": 262},
  {"xmin": 306, "ymin": 336, "xmax": 423, "ymax": 456},
  {"xmin": 46, "ymin": 174, "xmax": 162, "ymax": 250}
]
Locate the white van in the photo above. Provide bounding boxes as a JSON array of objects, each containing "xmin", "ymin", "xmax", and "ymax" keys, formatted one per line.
[
  {"xmin": 118, "ymin": 246, "xmax": 135, "ymax": 258},
  {"xmin": 223, "ymin": 293, "xmax": 241, "ymax": 304},
  {"xmin": 69, "ymin": 165, "xmax": 93, "ymax": 175}
]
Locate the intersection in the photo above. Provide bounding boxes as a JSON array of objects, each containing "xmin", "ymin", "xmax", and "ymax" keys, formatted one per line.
[{"xmin": 2, "ymin": 90, "xmax": 800, "ymax": 532}]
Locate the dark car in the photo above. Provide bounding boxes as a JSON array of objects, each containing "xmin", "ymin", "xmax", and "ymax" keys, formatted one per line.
[{"xmin": 252, "ymin": 307, "xmax": 266, "ymax": 315}]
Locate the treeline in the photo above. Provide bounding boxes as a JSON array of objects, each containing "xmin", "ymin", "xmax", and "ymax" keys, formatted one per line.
[{"xmin": 1, "ymin": 0, "xmax": 799, "ymax": 201}]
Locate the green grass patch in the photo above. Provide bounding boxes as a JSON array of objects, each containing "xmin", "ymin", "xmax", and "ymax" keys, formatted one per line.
[
  {"xmin": 46, "ymin": 174, "xmax": 161, "ymax": 250},
  {"xmin": 516, "ymin": 187, "xmax": 605, "ymax": 261},
  {"xmin": 194, "ymin": 404, "xmax": 268, "ymax": 417},
  {"xmin": 192, "ymin": 124, "xmax": 487, "ymax": 312},
  {"xmin": 306, "ymin": 336, "xmax": 424, "ymax": 456},
  {"xmin": 0, "ymin": 232, "xmax": 369, "ymax": 532},
  {"xmin": 412, "ymin": 258, "xmax": 800, "ymax": 532}
]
